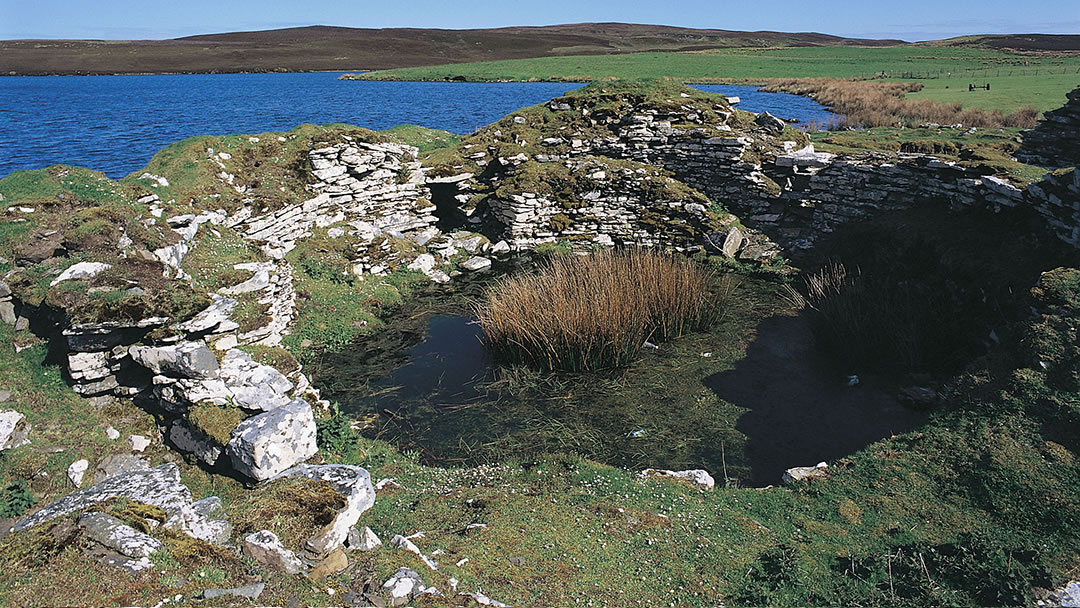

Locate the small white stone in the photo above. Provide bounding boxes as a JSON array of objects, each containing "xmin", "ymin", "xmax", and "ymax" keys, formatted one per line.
[
  {"xmin": 50, "ymin": 262, "xmax": 112, "ymax": 287},
  {"xmin": 67, "ymin": 459, "xmax": 89, "ymax": 487},
  {"xmin": 129, "ymin": 435, "xmax": 151, "ymax": 453},
  {"xmin": 106, "ymin": 426, "xmax": 120, "ymax": 440}
]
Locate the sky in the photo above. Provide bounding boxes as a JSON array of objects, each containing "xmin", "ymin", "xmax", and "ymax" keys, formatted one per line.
[{"xmin": 0, "ymin": 0, "xmax": 1077, "ymax": 42}]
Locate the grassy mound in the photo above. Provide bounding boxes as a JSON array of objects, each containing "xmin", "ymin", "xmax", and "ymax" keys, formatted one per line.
[{"xmin": 476, "ymin": 249, "xmax": 725, "ymax": 371}]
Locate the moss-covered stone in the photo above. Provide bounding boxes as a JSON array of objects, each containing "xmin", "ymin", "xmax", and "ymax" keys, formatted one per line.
[{"xmin": 187, "ymin": 405, "xmax": 246, "ymax": 446}]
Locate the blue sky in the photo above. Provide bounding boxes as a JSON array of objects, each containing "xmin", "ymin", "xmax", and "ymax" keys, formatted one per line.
[{"xmin": 0, "ymin": 0, "xmax": 1077, "ymax": 42}]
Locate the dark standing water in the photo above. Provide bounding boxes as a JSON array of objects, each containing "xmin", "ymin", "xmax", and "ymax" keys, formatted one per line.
[
  {"xmin": 318, "ymin": 277, "xmax": 924, "ymax": 485},
  {"xmin": 376, "ymin": 315, "xmax": 491, "ymax": 404},
  {"xmin": 0, "ymin": 73, "xmax": 836, "ymax": 180}
]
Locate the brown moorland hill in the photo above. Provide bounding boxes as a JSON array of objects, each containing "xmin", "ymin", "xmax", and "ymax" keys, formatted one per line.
[
  {"xmin": 934, "ymin": 33, "xmax": 1080, "ymax": 52},
  {"xmin": 0, "ymin": 22, "xmax": 905, "ymax": 76}
]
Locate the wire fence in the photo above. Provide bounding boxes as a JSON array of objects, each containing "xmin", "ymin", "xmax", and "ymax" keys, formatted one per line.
[{"xmin": 885, "ymin": 65, "xmax": 1080, "ymax": 80}]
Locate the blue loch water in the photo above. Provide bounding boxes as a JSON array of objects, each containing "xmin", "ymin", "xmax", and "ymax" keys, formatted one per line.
[
  {"xmin": 691, "ymin": 84, "xmax": 838, "ymax": 128},
  {"xmin": 0, "ymin": 73, "xmax": 835, "ymax": 179}
]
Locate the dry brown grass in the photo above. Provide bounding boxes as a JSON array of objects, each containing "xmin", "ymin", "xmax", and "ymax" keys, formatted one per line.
[
  {"xmin": 762, "ymin": 78, "xmax": 1039, "ymax": 129},
  {"xmin": 476, "ymin": 249, "xmax": 726, "ymax": 371}
]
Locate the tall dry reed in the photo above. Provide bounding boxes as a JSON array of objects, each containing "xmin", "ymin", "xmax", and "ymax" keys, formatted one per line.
[
  {"xmin": 761, "ymin": 78, "xmax": 1039, "ymax": 129},
  {"xmin": 476, "ymin": 249, "xmax": 724, "ymax": 371}
]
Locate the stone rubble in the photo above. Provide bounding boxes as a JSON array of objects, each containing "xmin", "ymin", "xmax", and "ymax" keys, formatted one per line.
[
  {"xmin": 382, "ymin": 567, "xmax": 431, "ymax": 607},
  {"xmin": 67, "ymin": 459, "xmax": 89, "ymax": 487},
  {"xmin": 346, "ymin": 525, "xmax": 383, "ymax": 551}
]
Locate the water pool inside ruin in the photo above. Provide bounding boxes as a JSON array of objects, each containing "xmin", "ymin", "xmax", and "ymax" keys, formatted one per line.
[{"xmin": 313, "ymin": 275, "xmax": 927, "ymax": 486}]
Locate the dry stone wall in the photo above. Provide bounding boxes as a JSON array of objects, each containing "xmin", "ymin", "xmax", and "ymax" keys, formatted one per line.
[
  {"xmin": 486, "ymin": 157, "xmax": 740, "ymax": 251},
  {"xmin": 763, "ymin": 146, "xmax": 1080, "ymax": 251},
  {"xmin": 436, "ymin": 94, "xmax": 1079, "ymax": 258},
  {"xmin": 1017, "ymin": 87, "xmax": 1080, "ymax": 169},
  {"xmin": 4, "ymin": 137, "xmax": 455, "ymax": 482}
]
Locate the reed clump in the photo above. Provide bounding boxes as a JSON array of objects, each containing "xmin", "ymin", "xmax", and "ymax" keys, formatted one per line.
[{"xmin": 476, "ymin": 249, "xmax": 725, "ymax": 371}]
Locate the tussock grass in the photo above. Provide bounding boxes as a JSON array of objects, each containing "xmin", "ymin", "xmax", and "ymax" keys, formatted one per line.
[{"xmin": 476, "ymin": 249, "xmax": 728, "ymax": 371}]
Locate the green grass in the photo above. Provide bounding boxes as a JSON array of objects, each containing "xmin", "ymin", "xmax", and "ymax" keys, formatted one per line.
[
  {"xmin": 352, "ymin": 45, "xmax": 1080, "ymax": 114},
  {"xmin": 283, "ymin": 227, "xmax": 431, "ymax": 362},
  {"xmin": 379, "ymin": 124, "xmax": 462, "ymax": 154},
  {"xmin": 907, "ymin": 72, "xmax": 1079, "ymax": 114}
]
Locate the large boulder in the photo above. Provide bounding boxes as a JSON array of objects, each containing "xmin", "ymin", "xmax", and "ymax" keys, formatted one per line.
[
  {"xmin": 130, "ymin": 341, "xmax": 219, "ymax": 379},
  {"xmin": 218, "ymin": 349, "xmax": 293, "ymax": 412},
  {"xmin": 270, "ymin": 464, "xmax": 376, "ymax": 554},
  {"xmin": 16, "ymin": 463, "xmax": 192, "ymax": 531},
  {"xmin": 226, "ymin": 399, "xmax": 317, "ymax": 481}
]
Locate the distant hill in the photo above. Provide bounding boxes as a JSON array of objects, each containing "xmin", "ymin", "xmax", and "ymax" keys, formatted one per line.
[
  {"xmin": 935, "ymin": 33, "xmax": 1080, "ymax": 51},
  {"xmin": 0, "ymin": 23, "xmax": 905, "ymax": 76}
]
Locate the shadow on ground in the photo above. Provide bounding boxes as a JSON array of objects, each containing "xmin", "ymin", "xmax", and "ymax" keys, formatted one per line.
[{"xmin": 705, "ymin": 311, "xmax": 928, "ymax": 487}]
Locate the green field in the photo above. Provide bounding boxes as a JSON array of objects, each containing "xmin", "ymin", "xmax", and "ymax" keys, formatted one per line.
[
  {"xmin": 353, "ymin": 46, "xmax": 1080, "ymax": 114},
  {"xmin": 907, "ymin": 72, "xmax": 1080, "ymax": 113}
]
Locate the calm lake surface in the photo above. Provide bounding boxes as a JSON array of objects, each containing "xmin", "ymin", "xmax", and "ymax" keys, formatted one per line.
[{"xmin": 0, "ymin": 73, "xmax": 834, "ymax": 179}]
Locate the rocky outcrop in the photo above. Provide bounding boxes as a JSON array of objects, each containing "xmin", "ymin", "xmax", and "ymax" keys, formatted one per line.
[
  {"xmin": 16, "ymin": 463, "xmax": 191, "ymax": 531},
  {"xmin": 16, "ymin": 462, "xmax": 234, "ymax": 547},
  {"xmin": 1018, "ymin": 87, "xmax": 1080, "ymax": 169}
]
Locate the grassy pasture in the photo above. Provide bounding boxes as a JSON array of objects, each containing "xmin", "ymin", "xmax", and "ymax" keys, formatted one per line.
[{"xmin": 353, "ymin": 45, "xmax": 1080, "ymax": 114}]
